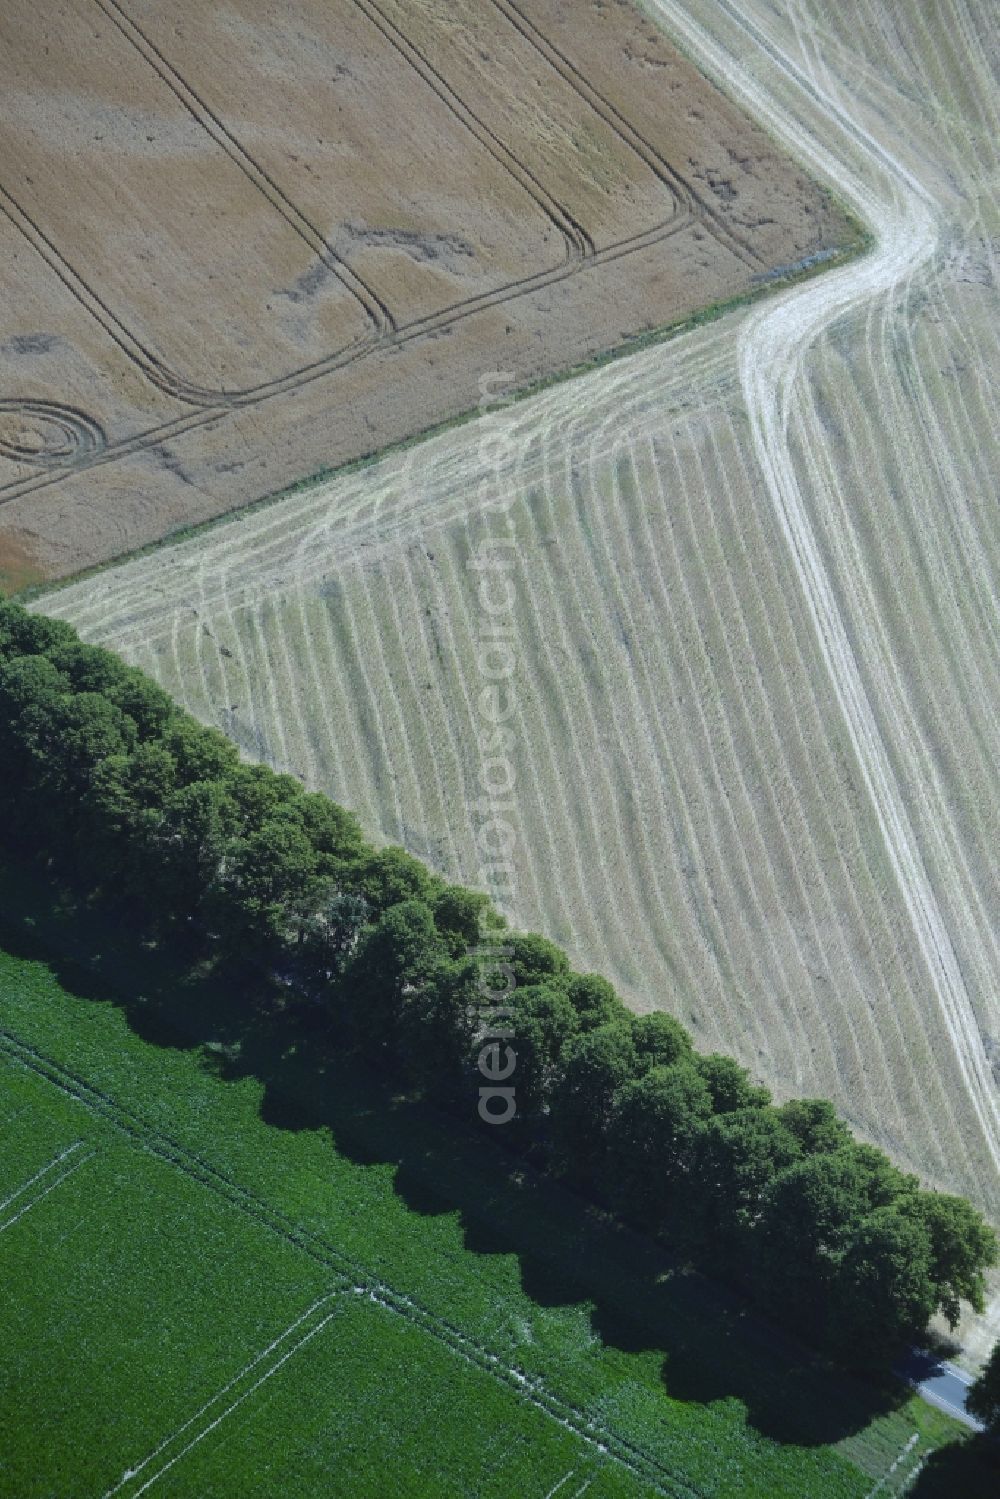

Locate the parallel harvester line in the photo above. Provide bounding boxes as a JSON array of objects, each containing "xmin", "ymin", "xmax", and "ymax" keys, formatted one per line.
[
  {"xmin": 389, "ymin": 547, "xmax": 470, "ymax": 878},
  {"xmin": 437, "ymin": 493, "xmax": 582, "ymax": 936},
  {"xmin": 368, "ymin": 555, "xmax": 443, "ymax": 852},
  {"xmin": 679, "ymin": 412, "xmax": 884, "ymax": 1101},
  {"xmin": 911, "ymin": 300, "xmax": 1000, "ymax": 718},
  {"xmin": 568, "ymin": 435, "xmax": 683, "ymax": 978},
  {"xmin": 847, "ymin": 81, "xmax": 1000, "ymax": 736},
  {"xmin": 337, "ymin": 557, "xmax": 410, "ymax": 844},
  {"xmin": 846, "ymin": 282, "xmax": 1000, "ymax": 779},
  {"xmin": 656, "ymin": 421, "xmax": 820, "ymax": 1078},
  {"xmin": 529, "ymin": 434, "xmax": 652, "ymax": 954},
  {"xmin": 676, "ymin": 415, "xmax": 849, "ymax": 1077},
  {"xmin": 517, "ymin": 441, "xmax": 655, "ymax": 961},
  {"xmin": 312, "ymin": 578, "xmax": 386, "ymax": 831},
  {"xmin": 646, "ymin": 0, "xmax": 1000, "ymax": 1173},
  {"xmin": 701, "ymin": 408, "xmax": 882, "ymax": 1103},
  {"xmin": 615, "ymin": 428, "xmax": 740, "ymax": 1014},
  {"xmin": 300, "ymin": 583, "xmax": 377, "ymax": 817},
  {"xmin": 790, "ymin": 272, "xmax": 1000, "ymax": 1085},
  {"xmin": 593, "ymin": 430, "xmax": 773, "ymax": 1042},
  {"xmin": 246, "ymin": 606, "xmax": 293, "ymax": 772},
  {"xmin": 407, "ymin": 531, "xmax": 511, "ymax": 904},
  {"xmin": 266, "ymin": 593, "xmax": 324, "ymax": 788},
  {"xmin": 717, "ymin": 409, "xmax": 960, "ymax": 1179},
  {"xmin": 614, "ymin": 425, "xmax": 761, "ymax": 1047},
  {"xmin": 352, "ymin": 551, "xmax": 447, "ymax": 863},
  {"xmin": 908, "ymin": 278, "xmax": 1000, "ymax": 677},
  {"xmin": 646, "ymin": 421, "xmax": 807, "ymax": 1064},
  {"xmin": 797, "ymin": 315, "xmax": 1000, "ymax": 1009},
  {"xmin": 565, "ymin": 435, "xmax": 703, "ymax": 996}
]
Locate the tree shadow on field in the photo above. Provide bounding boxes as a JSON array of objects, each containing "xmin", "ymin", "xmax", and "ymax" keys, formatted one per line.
[
  {"xmin": 0, "ymin": 859, "xmax": 909, "ymax": 1454},
  {"xmin": 909, "ymin": 1434, "xmax": 999, "ymax": 1497}
]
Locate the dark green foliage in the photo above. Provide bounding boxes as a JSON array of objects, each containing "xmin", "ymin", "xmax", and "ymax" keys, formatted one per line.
[
  {"xmin": 631, "ymin": 1010, "xmax": 693, "ymax": 1068},
  {"xmin": 564, "ymin": 972, "xmax": 620, "ymax": 1031},
  {"xmin": 431, "ymin": 883, "xmax": 501, "ymax": 957},
  {"xmin": 294, "ymin": 890, "xmax": 370, "ymax": 993},
  {"xmin": 0, "ymin": 598, "xmax": 76, "ymax": 657},
  {"xmin": 506, "ymin": 931, "xmax": 570, "ymax": 988},
  {"xmin": 604, "ymin": 1061, "xmax": 713, "ymax": 1230},
  {"xmin": 219, "ymin": 815, "xmax": 323, "ymax": 958},
  {"xmin": 695, "ymin": 1052, "xmax": 772, "ymax": 1113},
  {"xmin": 297, "ymin": 791, "xmax": 366, "ymax": 873},
  {"xmin": 353, "ymin": 844, "xmax": 441, "ymax": 916},
  {"xmin": 549, "ymin": 1020, "xmax": 639, "ymax": 1178},
  {"xmin": 397, "ymin": 954, "xmax": 480, "ymax": 1099},
  {"xmin": 828, "ymin": 1209, "xmax": 937, "ymax": 1367},
  {"xmin": 0, "ymin": 598, "xmax": 995, "ymax": 1370},
  {"xmin": 500, "ymin": 983, "xmax": 579, "ymax": 1121},
  {"xmin": 755, "ymin": 1145, "xmax": 916, "ymax": 1336},
  {"xmin": 158, "ymin": 779, "xmax": 240, "ymax": 925},
  {"xmin": 161, "ymin": 716, "xmax": 241, "ymax": 785},
  {"xmin": 343, "ymin": 899, "xmax": 445, "ymax": 1053},
  {"xmin": 694, "ymin": 1109, "xmax": 801, "ymax": 1269},
  {"xmin": 47, "ymin": 640, "xmax": 174, "ymax": 740},
  {"xmin": 0, "ymin": 654, "xmax": 71, "ymax": 809},
  {"xmin": 909, "ymin": 1192, "xmax": 999, "ymax": 1326},
  {"xmin": 776, "ymin": 1098, "xmax": 854, "ymax": 1156},
  {"xmin": 966, "ymin": 1340, "xmax": 1000, "ymax": 1431},
  {"xmin": 765, "ymin": 1147, "xmax": 906, "ymax": 1265}
]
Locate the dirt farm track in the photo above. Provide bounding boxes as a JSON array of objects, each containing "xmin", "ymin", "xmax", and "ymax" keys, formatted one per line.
[{"xmin": 0, "ymin": 0, "xmax": 856, "ymax": 583}]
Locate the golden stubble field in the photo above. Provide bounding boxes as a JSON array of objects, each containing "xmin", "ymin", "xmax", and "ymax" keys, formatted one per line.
[{"xmin": 0, "ymin": 0, "xmax": 853, "ymax": 584}]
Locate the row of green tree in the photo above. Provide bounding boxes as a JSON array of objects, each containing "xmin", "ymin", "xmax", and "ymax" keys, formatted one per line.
[{"xmin": 0, "ymin": 599, "xmax": 995, "ymax": 1369}]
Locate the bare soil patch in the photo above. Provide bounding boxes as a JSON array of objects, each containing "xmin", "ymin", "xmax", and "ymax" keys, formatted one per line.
[{"xmin": 0, "ymin": 0, "xmax": 855, "ymax": 578}]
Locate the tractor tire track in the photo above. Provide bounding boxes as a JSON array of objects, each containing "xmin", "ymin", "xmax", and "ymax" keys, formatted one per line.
[{"xmin": 647, "ymin": 0, "xmax": 1000, "ymax": 1172}]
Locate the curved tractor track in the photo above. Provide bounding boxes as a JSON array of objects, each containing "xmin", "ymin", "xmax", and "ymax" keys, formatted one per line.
[{"xmin": 647, "ymin": 0, "xmax": 1000, "ymax": 1179}]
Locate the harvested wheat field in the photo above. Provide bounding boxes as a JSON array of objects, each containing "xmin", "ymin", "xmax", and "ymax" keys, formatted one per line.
[
  {"xmin": 33, "ymin": 0, "xmax": 1000, "ymax": 1358},
  {"xmin": 0, "ymin": 0, "xmax": 854, "ymax": 583}
]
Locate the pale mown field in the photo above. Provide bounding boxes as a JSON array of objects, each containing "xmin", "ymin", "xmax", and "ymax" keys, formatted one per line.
[{"xmin": 41, "ymin": 0, "xmax": 1000, "ymax": 1348}]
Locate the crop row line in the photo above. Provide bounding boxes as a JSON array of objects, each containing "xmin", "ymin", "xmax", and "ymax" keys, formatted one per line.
[
  {"xmin": 0, "ymin": 1138, "xmax": 96, "ymax": 1234},
  {"xmin": 104, "ymin": 1292, "xmax": 346, "ymax": 1498},
  {"xmin": 0, "ymin": 1138, "xmax": 83, "ymax": 1215}
]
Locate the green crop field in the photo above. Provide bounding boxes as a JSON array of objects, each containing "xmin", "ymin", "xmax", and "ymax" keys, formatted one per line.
[{"xmin": 0, "ymin": 874, "xmax": 970, "ymax": 1498}]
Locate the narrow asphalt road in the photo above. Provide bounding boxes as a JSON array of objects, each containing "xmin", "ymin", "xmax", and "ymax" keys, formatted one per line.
[{"xmin": 897, "ymin": 1351, "xmax": 984, "ymax": 1431}]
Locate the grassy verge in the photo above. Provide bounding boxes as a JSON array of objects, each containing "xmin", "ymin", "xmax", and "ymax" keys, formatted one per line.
[{"xmin": 0, "ymin": 857, "xmax": 976, "ymax": 1497}]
